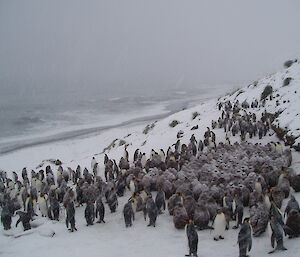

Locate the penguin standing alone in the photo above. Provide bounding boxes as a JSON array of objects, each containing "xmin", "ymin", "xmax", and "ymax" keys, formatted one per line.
[
  {"xmin": 185, "ymin": 220, "xmax": 198, "ymax": 257},
  {"xmin": 123, "ymin": 199, "xmax": 135, "ymax": 227},
  {"xmin": 237, "ymin": 218, "xmax": 252, "ymax": 257},
  {"xmin": 213, "ymin": 209, "xmax": 226, "ymax": 241},
  {"xmin": 66, "ymin": 201, "xmax": 77, "ymax": 232}
]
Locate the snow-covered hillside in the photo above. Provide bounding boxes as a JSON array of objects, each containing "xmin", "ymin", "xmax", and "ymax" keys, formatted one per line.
[
  {"xmin": 1, "ymin": 60, "xmax": 300, "ymax": 257},
  {"xmin": 220, "ymin": 60, "xmax": 300, "ymax": 149},
  {"xmin": 115, "ymin": 60, "xmax": 300, "ymax": 158}
]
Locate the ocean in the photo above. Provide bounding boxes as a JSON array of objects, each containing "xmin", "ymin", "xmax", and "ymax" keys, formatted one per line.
[{"xmin": 0, "ymin": 85, "xmax": 235, "ymax": 155}]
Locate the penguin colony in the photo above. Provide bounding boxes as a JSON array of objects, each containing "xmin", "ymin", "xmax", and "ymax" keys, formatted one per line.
[{"xmin": 1, "ymin": 98, "xmax": 300, "ymax": 257}]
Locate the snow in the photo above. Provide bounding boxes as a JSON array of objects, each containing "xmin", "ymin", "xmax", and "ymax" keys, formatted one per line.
[
  {"xmin": 220, "ymin": 61, "xmax": 300, "ymax": 144},
  {"xmin": 1, "ymin": 61, "xmax": 300, "ymax": 257}
]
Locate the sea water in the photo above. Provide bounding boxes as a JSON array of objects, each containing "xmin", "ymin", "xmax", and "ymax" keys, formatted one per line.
[{"xmin": 0, "ymin": 85, "xmax": 235, "ymax": 155}]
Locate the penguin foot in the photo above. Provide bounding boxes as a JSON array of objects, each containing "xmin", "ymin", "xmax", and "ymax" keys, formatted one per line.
[
  {"xmin": 96, "ymin": 220, "xmax": 101, "ymax": 224},
  {"xmin": 214, "ymin": 237, "xmax": 219, "ymax": 241},
  {"xmin": 232, "ymin": 225, "xmax": 238, "ymax": 229},
  {"xmin": 147, "ymin": 224, "xmax": 151, "ymax": 227},
  {"xmin": 219, "ymin": 236, "xmax": 224, "ymax": 240}
]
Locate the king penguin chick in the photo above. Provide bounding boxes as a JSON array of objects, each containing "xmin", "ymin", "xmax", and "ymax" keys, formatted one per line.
[
  {"xmin": 85, "ymin": 201, "xmax": 95, "ymax": 226},
  {"xmin": 155, "ymin": 187, "xmax": 166, "ymax": 214},
  {"xmin": 284, "ymin": 195, "xmax": 300, "ymax": 217}
]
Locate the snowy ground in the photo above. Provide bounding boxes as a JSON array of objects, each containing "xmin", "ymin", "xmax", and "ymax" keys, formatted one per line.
[
  {"xmin": 1, "ymin": 182, "xmax": 300, "ymax": 257},
  {"xmin": 1, "ymin": 61, "xmax": 300, "ymax": 257}
]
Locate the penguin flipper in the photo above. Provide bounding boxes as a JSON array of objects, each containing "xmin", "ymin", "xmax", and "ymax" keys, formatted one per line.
[
  {"xmin": 271, "ymin": 233, "xmax": 275, "ymax": 249},
  {"xmin": 248, "ymin": 239, "xmax": 252, "ymax": 252}
]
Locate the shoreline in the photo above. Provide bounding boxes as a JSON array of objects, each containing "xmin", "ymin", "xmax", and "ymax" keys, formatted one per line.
[
  {"xmin": 0, "ymin": 111, "xmax": 171, "ymax": 156},
  {"xmin": 0, "ymin": 92, "xmax": 221, "ymax": 156}
]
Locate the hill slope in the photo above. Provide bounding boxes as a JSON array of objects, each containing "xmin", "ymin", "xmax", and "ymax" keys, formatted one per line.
[{"xmin": 1, "ymin": 61, "xmax": 300, "ymax": 257}]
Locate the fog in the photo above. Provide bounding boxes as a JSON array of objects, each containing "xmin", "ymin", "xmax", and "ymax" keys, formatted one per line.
[{"xmin": 0, "ymin": 0, "xmax": 300, "ymax": 96}]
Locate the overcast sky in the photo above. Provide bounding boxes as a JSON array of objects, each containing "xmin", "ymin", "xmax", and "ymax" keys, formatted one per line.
[{"xmin": 0, "ymin": 0, "xmax": 300, "ymax": 94}]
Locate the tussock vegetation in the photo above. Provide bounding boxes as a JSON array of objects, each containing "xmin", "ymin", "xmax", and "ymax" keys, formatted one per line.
[
  {"xmin": 284, "ymin": 59, "xmax": 297, "ymax": 68},
  {"xmin": 192, "ymin": 112, "xmax": 199, "ymax": 120},
  {"xmin": 143, "ymin": 121, "xmax": 157, "ymax": 134},
  {"xmin": 283, "ymin": 77, "xmax": 293, "ymax": 87},
  {"xmin": 260, "ymin": 85, "xmax": 273, "ymax": 101},
  {"xmin": 102, "ymin": 139, "xmax": 118, "ymax": 153},
  {"xmin": 235, "ymin": 90, "xmax": 245, "ymax": 99},
  {"xmin": 177, "ymin": 130, "xmax": 184, "ymax": 138},
  {"xmin": 119, "ymin": 139, "xmax": 126, "ymax": 146},
  {"xmin": 169, "ymin": 120, "xmax": 180, "ymax": 128}
]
